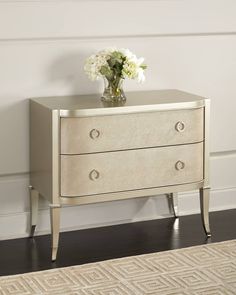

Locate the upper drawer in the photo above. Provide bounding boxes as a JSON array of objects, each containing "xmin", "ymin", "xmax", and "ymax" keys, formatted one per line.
[{"xmin": 61, "ymin": 108, "xmax": 204, "ymax": 154}]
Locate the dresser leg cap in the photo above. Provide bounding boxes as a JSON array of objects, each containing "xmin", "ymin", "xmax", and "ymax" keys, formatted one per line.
[
  {"xmin": 30, "ymin": 225, "xmax": 36, "ymax": 238},
  {"xmin": 52, "ymin": 247, "xmax": 58, "ymax": 261}
]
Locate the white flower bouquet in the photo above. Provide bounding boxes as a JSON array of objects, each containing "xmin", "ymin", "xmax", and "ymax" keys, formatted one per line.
[{"xmin": 84, "ymin": 48, "xmax": 147, "ymax": 102}]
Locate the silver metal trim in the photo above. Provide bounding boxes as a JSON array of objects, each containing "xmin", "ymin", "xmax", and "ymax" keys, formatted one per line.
[
  {"xmin": 52, "ymin": 247, "xmax": 58, "ymax": 262},
  {"xmin": 50, "ymin": 206, "xmax": 61, "ymax": 261},
  {"xmin": 59, "ymin": 181, "xmax": 204, "ymax": 206},
  {"xmin": 52, "ymin": 110, "xmax": 60, "ymax": 205},
  {"xmin": 60, "ymin": 102, "xmax": 206, "ymax": 118},
  {"xmin": 203, "ymin": 99, "xmax": 210, "ymax": 187},
  {"xmin": 29, "ymin": 188, "xmax": 39, "ymax": 237},
  {"xmin": 200, "ymin": 187, "xmax": 211, "ymax": 237}
]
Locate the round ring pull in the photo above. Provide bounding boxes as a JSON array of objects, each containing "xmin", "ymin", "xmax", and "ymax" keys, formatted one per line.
[
  {"xmin": 175, "ymin": 121, "xmax": 185, "ymax": 132},
  {"xmin": 175, "ymin": 161, "xmax": 185, "ymax": 171},
  {"xmin": 89, "ymin": 169, "xmax": 100, "ymax": 181},
  {"xmin": 89, "ymin": 129, "xmax": 100, "ymax": 139}
]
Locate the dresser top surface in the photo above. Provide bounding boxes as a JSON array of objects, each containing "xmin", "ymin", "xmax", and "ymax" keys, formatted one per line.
[{"xmin": 31, "ymin": 89, "xmax": 208, "ymax": 117}]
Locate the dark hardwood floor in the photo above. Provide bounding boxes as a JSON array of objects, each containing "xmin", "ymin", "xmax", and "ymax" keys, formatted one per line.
[{"xmin": 0, "ymin": 209, "xmax": 236, "ymax": 276}]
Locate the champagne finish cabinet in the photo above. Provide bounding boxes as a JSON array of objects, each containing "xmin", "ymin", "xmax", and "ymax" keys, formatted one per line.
[{"xmin": 29, "ymin": 89, "xmax": 211, "ymax": 261}]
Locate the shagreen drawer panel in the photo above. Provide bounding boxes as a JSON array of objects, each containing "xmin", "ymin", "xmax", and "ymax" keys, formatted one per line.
[
  {"xmin": 61, "ymin": 108, "xmax": 204, "ymax": 154},
  {"xmin": 61, "ymin": 142, "xmax": 203, "ymax": 197}
]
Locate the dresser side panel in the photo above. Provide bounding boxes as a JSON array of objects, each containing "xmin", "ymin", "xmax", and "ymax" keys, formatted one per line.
[
  {"xmin": 30, "ymin": 100, "xmax": 53, "ymax": 202},
  {"xmin": 203, "ymin": 99, "xmax": 211, "ymax": 187}
]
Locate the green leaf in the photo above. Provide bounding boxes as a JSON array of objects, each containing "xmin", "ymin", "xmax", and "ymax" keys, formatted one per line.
[
  {"xmin": 108, "ymin": 57, "xmax": 116, "ymax": 67},
  {"xmin": 140, "ymin": 64, "xmax": 147, "ymax": 70},
  {"xmin": 100, "ymin": 65, "xmax": 113, "ymax": 79}
]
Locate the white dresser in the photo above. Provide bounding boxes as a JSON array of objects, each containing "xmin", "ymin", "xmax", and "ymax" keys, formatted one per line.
[{"xmin": 29, "ymin": 89, "xmax": 211, "ymax": 261}]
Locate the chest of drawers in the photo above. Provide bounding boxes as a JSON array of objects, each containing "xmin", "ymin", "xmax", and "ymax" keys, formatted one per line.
[{"xmin": 29, "ymin": 90, "xmax": 211, "ymax": 261}]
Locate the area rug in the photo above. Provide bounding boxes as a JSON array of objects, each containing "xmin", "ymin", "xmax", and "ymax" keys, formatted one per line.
[{"xmin": 1, "ymin": 240, "xmax": 236, "ymax": 295}]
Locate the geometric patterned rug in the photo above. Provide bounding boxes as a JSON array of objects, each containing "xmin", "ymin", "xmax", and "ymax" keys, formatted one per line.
[{"xmin": 1, "ymin": 240, "xmax": 236, "ymax": 295}]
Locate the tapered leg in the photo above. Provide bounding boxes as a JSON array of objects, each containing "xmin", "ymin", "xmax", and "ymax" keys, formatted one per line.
[
  {"xmin": 167, "ymin": 193, "xmax": 178, "ymax": 218},
  {"xmin": 50, "ymin": 205, "xmax": 61, "ymax": 261},
  {"xmin": 29, "ymin": 186, "xmax": 39, "ymax": 237},
  {"xmin": 199, "ymin": 187, "xmax": 211, "ymax": 237}
]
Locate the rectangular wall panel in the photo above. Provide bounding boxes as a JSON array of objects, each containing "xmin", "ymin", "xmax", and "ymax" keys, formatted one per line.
[{"xmin": 0, "ymin": 0, "xmax": 235, "ymax": 40}]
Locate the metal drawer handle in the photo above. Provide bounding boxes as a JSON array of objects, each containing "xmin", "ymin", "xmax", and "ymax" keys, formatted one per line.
[
  {"xmin": 89, "ymin": 169, "xmax": 100, "ymax": 181},
  {"xmin": 175, "ymin": 161, "xmax": 185, "ymax": 171},
  {"xmin": 89, "ymin": 129, "xmax": 100, "ymax": 139},
  {"xmin": 175, "ymin": 121, "xmax": 185, "ymax": 132}
]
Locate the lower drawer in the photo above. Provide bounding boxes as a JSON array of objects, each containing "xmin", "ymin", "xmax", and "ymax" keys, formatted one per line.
[{"xmin": 61, "ymin": 142, "xmax": 203, "ymax": 197}]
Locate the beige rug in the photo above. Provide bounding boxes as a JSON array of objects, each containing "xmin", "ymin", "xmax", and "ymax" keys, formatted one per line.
[{"xmin": 1, "ymin": 240, "xmax": 236, "ymax": 295}]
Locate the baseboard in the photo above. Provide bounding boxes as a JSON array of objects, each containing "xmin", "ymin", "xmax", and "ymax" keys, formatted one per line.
[
  {"xmin": 178, "ymin": 186, "xmax": 236, "ymax": 216},
  {"xmin": 1, "ymin": 187, "xmax": 236, "ymax": 240}
]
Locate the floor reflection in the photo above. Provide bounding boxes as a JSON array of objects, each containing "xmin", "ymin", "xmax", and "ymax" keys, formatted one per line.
[
  {"xmin": 29, "ymin": 238, "xmax": 39, "ymax": 271},
  {"xmin": 170, "ymin": 218, "xmax": 181, "ymax": 249}
]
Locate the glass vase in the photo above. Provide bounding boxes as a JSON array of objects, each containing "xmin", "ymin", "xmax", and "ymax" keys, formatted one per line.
[{"xmin": 101, "ymin": 77, "xmax": 127, "ymax": 104}]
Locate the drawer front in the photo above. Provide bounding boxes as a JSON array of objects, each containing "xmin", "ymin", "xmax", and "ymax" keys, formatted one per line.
[
  {"xmin": 61, "ymin": 108, "xmax": 204, "ymax": 154},
  {"xmin": 61, "ymin": 142, "xmax": 203, "ymax": 197}
]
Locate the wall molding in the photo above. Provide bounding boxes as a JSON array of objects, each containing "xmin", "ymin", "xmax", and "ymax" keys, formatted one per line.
[
  {"xmin": 211, "ymin": 150, "xmax": 236, "ymax": 158},
  {"xmin": 0, "ymin": 172, "xmax": 29, "ymax": 180},
  {"xmin": 0, "ymin": 0, "xmax": 176, "ymax": 3},
  {"xmin": 0, "ymin": 32, "xmax": 236, "ymax": 44}
]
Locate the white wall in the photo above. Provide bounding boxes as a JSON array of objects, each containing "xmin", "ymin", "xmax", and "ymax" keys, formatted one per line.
[{"xmin": 0, "ymin": 0, "xmax": 236, "ymax": 239}]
